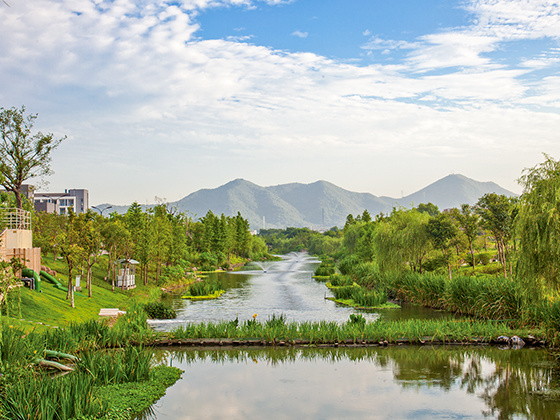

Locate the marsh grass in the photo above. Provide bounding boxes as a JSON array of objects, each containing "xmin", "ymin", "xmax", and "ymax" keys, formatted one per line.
[
  {"xmin": 168, "ymin": 316, "xmax": 524, "ymax": 344},
  {"xmin": 389, "ymin": 272, "xmax": 521, "ymax": 321},
  {"xmin": 78, "ymin": 346, "xmax": 152, "ymax": 386},
  {"xmin": 1, "ymin": 369, "xmax": 106, "ymax": 420},
  {"xmin": 182, "ymin": 278, "xmax": 225, "ymax": 299},
  {"xmin": 327, "ymin": 283, "xmax": 390, "ymax": 308}
]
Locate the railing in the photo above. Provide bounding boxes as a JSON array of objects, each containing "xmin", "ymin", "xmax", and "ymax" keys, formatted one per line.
[{"xmin": 1, "ymin": 208, "xmax": 31, "ymax": 230}]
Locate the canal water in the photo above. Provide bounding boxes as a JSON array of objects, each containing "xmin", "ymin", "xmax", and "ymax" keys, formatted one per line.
[
  {"xmin": 140, "ymin": 346, "xmax": 560, "ymax": 420},
  {"xmin": 140, "ymin": 253, "xmax": 560, "ymax": 419},
  {"xmin": 149, "ymin": 252, "xmax": 447, "ymax": 331}
]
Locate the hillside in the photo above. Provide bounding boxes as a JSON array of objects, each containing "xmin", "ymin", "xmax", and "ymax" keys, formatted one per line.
[{"xmin": 97, "ymin": 174, "xmax": 517, "ymax": 230}]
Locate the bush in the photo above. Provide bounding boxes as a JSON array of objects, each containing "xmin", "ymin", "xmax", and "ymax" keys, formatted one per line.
[
  {"xmin": 338, "ymin": 255, "xmax": 361, "ymax": 275},
  {"xmin": 329, "ymin": 273, "xmax": 353, "ymax": 287},
  {"xmin": 185, "ymin": 279, "xmax": 223, "ymax": 296},
  {"xmin": 315, "ymin": 264, "xmax": 335, "ymax": 277},
  {"xmin": 143, "ymin": 302, "xmax": 176, "ymax": 319},
  {"xmin": 477, "ymin": 251, "xmax": 496, "ymax": 266}
]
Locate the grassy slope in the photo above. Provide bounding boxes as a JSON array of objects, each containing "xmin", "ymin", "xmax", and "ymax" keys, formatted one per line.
[
  {"xmin": 18, "ymin": 281, "xmax": 130, "ymax": 326},
  {"xmin": 6, "ymin": 254, "xmax": 158, "ymax": 328}
]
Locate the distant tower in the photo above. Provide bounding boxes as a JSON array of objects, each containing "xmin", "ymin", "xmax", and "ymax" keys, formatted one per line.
[
  {"xmin": 263, "ymin": 216, "xmax": 266, "ymax": 230},
  {"xmin": 322, "ymin": 208, "xmax": 325, "ymax": 231}
]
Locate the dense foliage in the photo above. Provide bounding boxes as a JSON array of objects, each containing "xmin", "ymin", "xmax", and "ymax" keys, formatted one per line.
[
  {"xmin": 260, "ymin": 155, "xmax": 560, "ymax": 342},
  {"xmin": 30, "ymin": 205, "xmax": 271, "ymax": 298}
]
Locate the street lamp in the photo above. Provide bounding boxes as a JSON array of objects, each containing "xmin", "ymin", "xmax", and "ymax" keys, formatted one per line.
[{"xmin": 92, "ymin": 205, "xmax": 112, "ymax": 216}]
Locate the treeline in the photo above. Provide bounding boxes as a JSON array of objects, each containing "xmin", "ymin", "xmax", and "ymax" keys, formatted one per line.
[
  {"xmin": 260, "ymin": 192, "xmax": 517, "ymax": 280},
  {"xmin": 32, "ymin": 203, "xmax": 271, "ymax": 301},
  {"xmin": 261, "ymin": 155, "xmax": 560, "ymax": 323}
]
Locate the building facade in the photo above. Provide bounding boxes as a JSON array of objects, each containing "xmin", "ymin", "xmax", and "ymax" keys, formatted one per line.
[{"xmin": 33, "ymin": 189, "xmax": 89, "ymax": 214}]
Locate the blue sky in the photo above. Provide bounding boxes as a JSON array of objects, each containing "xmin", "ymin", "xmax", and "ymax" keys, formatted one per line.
[{"xmin": 0, "ymin": 0, "xmax": 559, "ymax": 205}]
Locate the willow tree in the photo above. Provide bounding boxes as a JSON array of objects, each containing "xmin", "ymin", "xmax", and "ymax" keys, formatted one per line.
[
  {"xmin": 374, "ymin": 208, "xmax": 432, "ymax": 274},
  {"xmin": 0, "ymin": 106, "xmax": 65, "ymax": 208},
  {"xmin": 516, "ymin": 155, "xmax": 560, "ymax": 296}
]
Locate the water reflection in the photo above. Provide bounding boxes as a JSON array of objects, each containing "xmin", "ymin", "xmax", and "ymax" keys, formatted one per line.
[{"xmin": 142, "ymin": 346, "xmax": 560, "ymax": 420}]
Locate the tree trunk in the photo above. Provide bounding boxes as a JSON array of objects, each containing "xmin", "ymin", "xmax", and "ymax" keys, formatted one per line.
[
  {"xmin": 14, "ymin": 189, "xmax": 22, "ymax": 211},
  {"xmin": 67, "ymin": 263, "xmax": 74, "ymax": 308},
  {"xmin": 87, "ymin": 264, "xmax": 93, "ymax": 298}
]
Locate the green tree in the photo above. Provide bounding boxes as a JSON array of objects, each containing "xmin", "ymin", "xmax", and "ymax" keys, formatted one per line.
[
  {"xmin": 53, "ymin": 211, "xmax": 82, "ymax": 307},
  {"xmin": 417, "ymin": 202, "xmax": 440, "ymax": 217},
  {"xmin": 374, "ymin": 208, "xmax": 432, "ymax": 274},
  {"xmin": 516, "ymin": 155, "xmax": 560, "ymax": 295},
  {"xmin": 426, "ymin": 212, "xmax": 459, "ymax": 279},
  {"xmin": 75, "ymin": 211, "xmax": 103, "ymax": 297},
  {"xmin": 234, "ymin": 212, "xmax": 251, "ymax": 258},
  {"xmin": 476, "ymin": 193, "xmax": 517, "ymax": 278},
  {"xmin": 33, "ymin": 211, "xmax": 65, "ymax": 260},
  {"xmin": 361, "ymin": 209, "xmax": 372, "ymax": 223},
  {"xmin": 455, "ymin": 204, "xmax": 480, "ymax": 270},
  {"xmin": 0, "ymin": 106, "xmax": 65, "ymax": 209},
  {"xmin": 100, "ymin": 216, "xmax": 130, "ymax": 291},
  {"xmin": 149, "ymin": 204, "xmax": 171, "ymax": 283}
]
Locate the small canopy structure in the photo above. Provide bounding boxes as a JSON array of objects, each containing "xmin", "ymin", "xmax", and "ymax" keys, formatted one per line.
[{"xmin": 115, "ymin": 258, "xmax": 139, "ymax": 290}]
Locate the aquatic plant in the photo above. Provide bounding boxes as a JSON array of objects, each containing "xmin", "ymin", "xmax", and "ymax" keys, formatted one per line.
[
  {"xmin": 78, "ymin": 346, "xmax": 152, "ymax": 386},
  {"xmin": 183, "ymin": 279, "xmax": 224, "ymax": 297},
  {"xmin": 1, "ymin": 369, "xmax": 106, "ymax": 420},
  {"xmin": 143, "ymin": 301, "xmax": 177, "ymax": 319},
  {"xmin": 167, "ymin": 316, "xmax": 526, "ymax": 345}
]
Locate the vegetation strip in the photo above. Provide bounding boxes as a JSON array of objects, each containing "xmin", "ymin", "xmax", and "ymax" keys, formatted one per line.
[{"xmin": 150, "ymin": 336, "xmax": 544, "ymax": 347}]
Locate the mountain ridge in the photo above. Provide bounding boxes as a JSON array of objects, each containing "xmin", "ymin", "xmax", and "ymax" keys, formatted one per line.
[{"xmin": 97, "ymin": 174, "xmax": 516, "ymax": 229}]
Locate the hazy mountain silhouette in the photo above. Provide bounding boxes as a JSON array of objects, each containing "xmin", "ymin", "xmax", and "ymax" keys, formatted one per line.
[{"xmin": 99, "ymin": 174, "xmax": 516, "ymax": 229}]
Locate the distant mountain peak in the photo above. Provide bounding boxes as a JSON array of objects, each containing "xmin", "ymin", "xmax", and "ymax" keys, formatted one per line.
[{"xmin": 100, "ymin": 174, "xmax": 516, "ymax": 229}]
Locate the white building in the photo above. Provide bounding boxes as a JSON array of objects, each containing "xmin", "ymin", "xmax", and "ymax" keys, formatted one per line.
[{"xmin": 34, "ymin": 189, "xmax": 89, "ymax": 214}]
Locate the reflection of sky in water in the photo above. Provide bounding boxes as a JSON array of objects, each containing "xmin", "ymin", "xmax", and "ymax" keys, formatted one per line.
[{"xmin": 143, "ymin": 347, "xmax": 560, "ymax": 420}]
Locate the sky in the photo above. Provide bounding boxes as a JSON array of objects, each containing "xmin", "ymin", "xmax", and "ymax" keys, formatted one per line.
[{"xmin": 1, "ymin": 0, "xmax": 559, "ymax": 205}]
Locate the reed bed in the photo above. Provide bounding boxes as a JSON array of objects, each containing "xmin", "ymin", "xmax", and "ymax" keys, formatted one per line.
[
  {"xmin": 388, "ymin": 272, "xmax": 521, "ymax": 321},
  {"xmin": 78, "ymin": 346, "xmax": 153, "ymax": 386},
  {"xmin": 168, "ymin": 316, "xmax": 525, "ymax": 344},
  {"xmin": 184, "ymin": 279, "xmax": 224, "ymax": 297},
  {"xmin": 1, "ymin": 370, "xmax": 107, "ymax": 420},
  {"xmin": 0, "ymin": 320, "xmax": 157, "ymax": 420},
  {"xmin": 329, "ymin": 284, "xmax": 388, "ymax": 308}
]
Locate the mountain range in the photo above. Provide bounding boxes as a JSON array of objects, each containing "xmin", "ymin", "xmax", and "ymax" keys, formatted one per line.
[{"xmin": 99, "ymin": 174, "xmax": 516, "ymax": 230}]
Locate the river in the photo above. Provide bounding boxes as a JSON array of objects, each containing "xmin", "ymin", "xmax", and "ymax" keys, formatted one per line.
[{"xmin": 139, "ymin": 253, "xmax": 560, "ymax": 419}]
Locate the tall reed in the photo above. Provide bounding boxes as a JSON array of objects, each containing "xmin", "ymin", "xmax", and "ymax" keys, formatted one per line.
[
  {"xmin": 1, "ymin": 369, "xmax": 107, "ymax": 420},
  {"xmin": 78, "ymin": 346, "xmax": 152, "ymax": 386}
]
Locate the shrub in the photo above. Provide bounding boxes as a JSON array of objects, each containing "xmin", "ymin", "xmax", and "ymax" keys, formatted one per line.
[
  {"xmin": 329, "ymin": 273, "xmax": 353, "ymax": 287},
  {"xmin": 143, "ymin": 302, "xmax": 176, "ymax": 319},
  {"xmin": 338, "ymin": 255, "xmax": 361, "ymax": 275}
]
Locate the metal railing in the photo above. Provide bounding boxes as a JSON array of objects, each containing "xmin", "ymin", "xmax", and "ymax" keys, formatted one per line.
[{"xmin": 1, "ymin": 208, "xmax": 31, "ymax": 230}]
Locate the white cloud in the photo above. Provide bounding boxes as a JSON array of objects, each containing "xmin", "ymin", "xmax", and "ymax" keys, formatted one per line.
[
  {"xmin": 467, "ymin": 0, "xmax": 560, "ymax": 39},
  {"xmin": 0, "ymin": 0, "xmax": 558, "ymax": 203},
  {"xmin": 292, "ymin": 30, "xmax": 308, "ymax": 38}
]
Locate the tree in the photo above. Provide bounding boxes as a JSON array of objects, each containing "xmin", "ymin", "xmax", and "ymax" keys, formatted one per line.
[
  {"xmin": 426, "ymin": 212, "xmax": 459, "ymax": 279},
  {"xmin": 516, "ymin": 154, "xmax": 560, "ymax": 295},
  {"xmin": 475, "ymin": 193, "xmax": 517, "ymax": 278},
  {"xmin": 0, "ymin": 106, "xmax": 65, "ymax": 209},
  {"xmin": 454, "ymin": 204, "xmax": 480, "ymax": 270},
  {"xmin": 100, "ymin": 216, "xmax": 130, "ymax": 291},
  {"xmin": 361, "ymin": 209, "xmax": 372, "ymax": 223},
  {"xmin": 53, "ymin": 211, "xmax": 82, "ymax": 308},
  {"xmin": 417, "ymin": 202, "xmax": 440, "ymax": 217},
  {"xmin": 75, "ymin": 211, "xmax": 103, "ymax": 298},
  {"xmin": 373, "ymin": 208, "xmax": 432, "ymax": 274}
]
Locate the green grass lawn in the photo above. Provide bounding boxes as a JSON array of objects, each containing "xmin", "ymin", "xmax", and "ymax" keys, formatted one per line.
[
  {"xmin": 3, "ymin": 254, "xmax": 162, "ymax": 328},
  {"xmin": 16, "ymin": 281, "xmax": 129, "ymax": 327}
]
